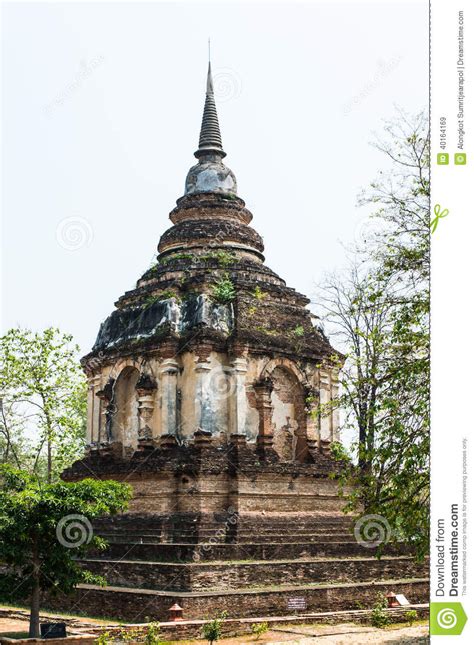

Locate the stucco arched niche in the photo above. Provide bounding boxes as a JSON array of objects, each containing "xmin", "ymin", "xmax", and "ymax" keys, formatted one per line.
[
  {"xmin": 260, "ymin": 359, "xmax": 309, "ymax": 463},
  {"xmin": 110, "ymin": 365, "xmax": 140, "ymax": 450}
]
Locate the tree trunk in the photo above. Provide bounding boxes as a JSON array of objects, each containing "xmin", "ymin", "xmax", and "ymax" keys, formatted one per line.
[
  {"xmin": 47, "ymin": 435, "xmax": 52, "ymax": 483},
  {"xmin": 29, "ymin": 574, "xmax": 41, "ymax": 638},
  {"xmin": 42, "ymin": 400, "xmax": 53, "ymax": 483}
]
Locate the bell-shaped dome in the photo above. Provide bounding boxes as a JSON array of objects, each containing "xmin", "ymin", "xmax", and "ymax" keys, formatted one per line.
[{"xmin": 185, "ymin": 156, "xmax": 237, "ymax": 196}]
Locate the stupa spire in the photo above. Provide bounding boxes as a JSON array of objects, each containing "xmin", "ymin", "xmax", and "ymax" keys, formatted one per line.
[
  {"xmin": 185, "ymin": 54, "xmax": 237, "ymax": 196},
  {"xmin": 195, "ymin": 61, "xmax": 226, "ymax": 159}
]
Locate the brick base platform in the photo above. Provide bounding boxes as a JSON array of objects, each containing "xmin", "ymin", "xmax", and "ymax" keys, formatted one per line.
[{"xmin": 53, "ymin": 453, "xmax": 430, "ymax": 623}]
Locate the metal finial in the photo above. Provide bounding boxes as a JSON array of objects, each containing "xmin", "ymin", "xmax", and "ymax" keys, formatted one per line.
[
  {"xmin": 208, "ymin": 37, "xmax": 211, "ymax": 64},
  {"xmin": 206, "ymin": 60, "xmax": 213, "ymax": 95}
]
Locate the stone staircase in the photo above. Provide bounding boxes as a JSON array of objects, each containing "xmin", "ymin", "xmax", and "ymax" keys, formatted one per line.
[{"xmin": 48, "ymin": 511, "xmax": 429, "ymax": 622}]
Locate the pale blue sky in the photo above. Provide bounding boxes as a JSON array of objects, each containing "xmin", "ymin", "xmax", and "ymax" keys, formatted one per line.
[{"xmin": 2, "ymin": 0, "xmax": 428, "ymax": 354}]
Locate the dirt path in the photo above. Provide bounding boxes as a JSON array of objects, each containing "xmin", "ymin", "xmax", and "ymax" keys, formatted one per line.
[
  {"xmin": 265, "ymin": 623, "xmax": 428, "ymax": 644},
  {"xmin": 158, "ymin": 623, "xmax": 428, "ymax": 644},
  {"xmin": 0, "ymin": 617, "xmax": 29, "ymax": 634}
]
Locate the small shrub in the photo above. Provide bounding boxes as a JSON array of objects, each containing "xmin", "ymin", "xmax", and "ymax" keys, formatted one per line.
[
  {"xmin": 405, "ymin": 609, "xmax": 418, "ymax": 626},
  {"xmin": 370, "ymin": 593, "xmax": 390, "ymax": 628},
  {"xmin": 143, "ymin": 622, "xmax": 162, "ymax": 645},
  {"xmin": 202, "ymin": 250, "xmax": 235, "ymax": 267},
  {"xmin": 293, "ymin": 325, "xmax": 305, "ymax": 337},
  {"xmin": 251, "ymin": 621, "xmax": 269, "ymax": 639},
  {"xmin": 160, "ymin": 289, "xmax": 180, "ymax": 301},
  {"xmin": 96, "ymin": 631, "xmax": 110, "ymax": 645},
  {"xmin": 96, "ymin": 625, "xmax": 163, "ymax": 645},
  {"xmin": 143, "ymin": 290, "xmax": 180, "ymax": 308},
  {"xmin": 160, "ymin": 252, "xmax": 194, "ymax": 265},
  {"xmin": 214, "ymin": 251, "xmax": 236, "ymax": 267},
  {"xmin": 253, "ymin": 286, "xmax": 266, "ymax": 300},
  {"xmin": 255, "ymin": 326, "xmax": 278, "ymax": 336},
  {"xmin": 202, "ymin": 611, "xmax": 228, "ymax": 644},
  {"xmin": 212, "ymin": 274, "xmax": 236, "ymax": 304},
  {"xmin": 143, "ymin": 295, "xmax": 159, "ymax": 308},
  {"xmin": 115, "ymin": 627, "xmax": 142, "ymax": 642}
]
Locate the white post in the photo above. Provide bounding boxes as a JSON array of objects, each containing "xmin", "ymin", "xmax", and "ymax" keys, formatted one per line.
[
  {"xmin": 194, "ymin": 360, "xmax": 212, "ymax": 432},
  {"xmin": 160, "ymin": 359, "xmax": 179, "ymax": 436},
  {"xmin": 89, "ymin": 375, "xmax": 101, "ymax": 444},
  {"xmin": 229, "ymin": 357, "xmax": 248, "ymax": 436}
]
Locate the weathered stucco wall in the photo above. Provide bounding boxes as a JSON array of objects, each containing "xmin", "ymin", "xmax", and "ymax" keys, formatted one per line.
[{"xmin": 86, "ymin": 352, "xmax": 341, "ymax": 459}]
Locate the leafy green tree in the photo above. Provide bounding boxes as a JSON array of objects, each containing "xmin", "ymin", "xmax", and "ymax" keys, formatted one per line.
[
  {"xmin": 0, "ymin": 466, "xmax": 132, "ymax": 638},
  {"xmin": 318, "ymin": 264, "xmax": 395, "ymax": 477},
  {"xmin": 0, "ymin": 327, "xmax": 87, "ymax": 481},
  {"xmin": 318, "ymin": 110, "xmax": 429, "ymax": 558},
  {"xmin": 362, "ymin": 110, "xmax": 429, "ymax": 557},
  {"xmin": 358, "ymin": 108, "xmax": 429, "ymax": 286}
]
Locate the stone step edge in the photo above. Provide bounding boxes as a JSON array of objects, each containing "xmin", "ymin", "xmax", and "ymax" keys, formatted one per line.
[
  {"xmin": 97, "ymin": 540, "xmax": 367, "ymax": 546},
  {"xmin": 81, "ymin": 555, "xmax": 424, "ymax": 567},
  {"xmin": 77, "ymin": 577, "xmax": 429, "ymax": 598},
  {"xmin": 95, "ymin": 525, "xmax": 356, "ymax": 530},
  {"xmin": 97, "ymin": 532, "xmax": 356, "ymax": 537},
  {"xmin": 94, "ymin": 540, "xmax": 400, "ymax": 546},
  {"xmin": 97, "ymin": 603, "xmax": 430, "ymax": 633},
  {"xmin": 97, "ymin": 531, "xmax": 355, "ymax": 543},
  {"xmin": 0, "ymin": 603, "xmax": 428, "ymax": 631},
  {"xmin": 99, "ymin": 531, "xmax": 357, "ymax": 535}
]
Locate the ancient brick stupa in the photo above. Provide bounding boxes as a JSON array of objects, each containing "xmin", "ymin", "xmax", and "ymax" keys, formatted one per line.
[
  {"xmin": 62, "ymin": 63, "xmax": 428, "ymax": 622},
  {"xmin": 77, "ymin": 61, "xmax": 344, "ymax": 469}
]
